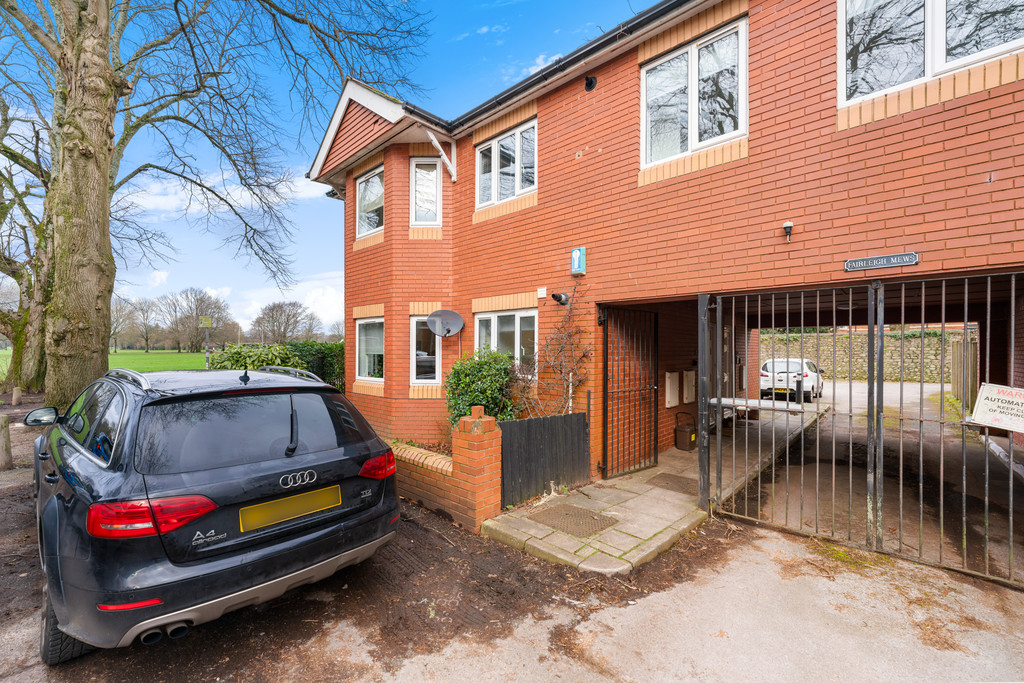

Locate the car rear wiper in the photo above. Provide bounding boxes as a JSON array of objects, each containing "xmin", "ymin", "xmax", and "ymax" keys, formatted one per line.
[{"xmin": 285, "ymin": 401, "xmax": 298, "ymax": 456}]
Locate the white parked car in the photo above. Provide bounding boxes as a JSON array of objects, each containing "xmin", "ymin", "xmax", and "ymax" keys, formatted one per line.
[{"xmin": 759, "ymin": 358, "xmax": 824, "ymax": 402}]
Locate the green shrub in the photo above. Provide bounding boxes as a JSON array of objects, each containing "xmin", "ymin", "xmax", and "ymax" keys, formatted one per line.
[
  {"xmin": 285, "ymin": 341, "xmax": 345, "ymax": 389},
  {"xmin": 210, "ymin": 343, "xmax": 305, "ymax": 372},
  {"xmin": 444, "ymin": 350, "xmax": 522, "ymax": 425}
]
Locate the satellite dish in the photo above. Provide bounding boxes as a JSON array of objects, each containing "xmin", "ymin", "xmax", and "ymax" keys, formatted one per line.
[{"xmin": 426, "ymin": 309, "xmax": 464, "ymax": 338}]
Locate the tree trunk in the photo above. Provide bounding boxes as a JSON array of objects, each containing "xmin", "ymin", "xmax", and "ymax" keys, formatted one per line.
[
  {"xmin": 43, "ymin": 6, "xmax": 119, "ymax": 409},
  {"xmin": 5, "ymin": 301, "xmax": 47, "ymax": 392}
]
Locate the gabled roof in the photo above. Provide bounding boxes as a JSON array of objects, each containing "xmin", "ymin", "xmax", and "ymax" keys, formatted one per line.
[{"xmin": 309, "ymin": 0, "xmax": 710, "ymax": 185}]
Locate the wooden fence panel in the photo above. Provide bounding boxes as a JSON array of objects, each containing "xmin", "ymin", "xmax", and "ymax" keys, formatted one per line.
[{"xmin": 498, "ymin": 413, "xmax": 590, "ymax": 507}]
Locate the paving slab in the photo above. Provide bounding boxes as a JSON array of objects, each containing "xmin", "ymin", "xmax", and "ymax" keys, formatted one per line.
[{"xmin": 577, "ymin": 551, "xmax": 632, "ymax": 576}]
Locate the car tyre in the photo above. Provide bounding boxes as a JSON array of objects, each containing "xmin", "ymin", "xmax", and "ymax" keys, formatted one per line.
[
  {"xmin": 803, "ymin": 390, "xmax": 812, "ymax": 403},
  {"xmin": 40, "ymin": 584, "xmax": 94, "ymax": 666}
]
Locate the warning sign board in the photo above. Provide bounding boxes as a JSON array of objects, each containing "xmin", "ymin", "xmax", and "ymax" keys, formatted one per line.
[
  {"xmin": 970, "ymin": 383, "xmax": 1024, "ymax": 433},
  {"xmin": 198, "ymin": 316, "xmax": 212, "ymax": 328}
]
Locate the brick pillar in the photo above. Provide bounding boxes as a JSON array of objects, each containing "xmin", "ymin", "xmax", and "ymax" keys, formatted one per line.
[{"xmin": 450, "ymin": 405, "xmax": 502, "ymax": 532}]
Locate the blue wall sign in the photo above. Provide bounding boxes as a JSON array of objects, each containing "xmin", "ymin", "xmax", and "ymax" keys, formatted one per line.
[{"xmin": 571, "ymin": 247, "xmax": 587, "ymax": 276}]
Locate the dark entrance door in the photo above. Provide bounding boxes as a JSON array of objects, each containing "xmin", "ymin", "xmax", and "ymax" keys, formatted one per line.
[{"xmin": 601, "ymin": 307, "xmax": 658, "ymax": 478}]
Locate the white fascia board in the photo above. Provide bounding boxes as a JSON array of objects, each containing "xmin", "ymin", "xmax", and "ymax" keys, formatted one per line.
[{"xmin": 309, "ymin": 80, "xmax": 406, "ymax": 182}]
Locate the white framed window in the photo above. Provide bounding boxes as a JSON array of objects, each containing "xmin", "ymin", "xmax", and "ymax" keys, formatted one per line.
[
  {"xmin": 355, "ymin": 166, "xmax": 384, "ymax": 237},
  {"xmin": 356, "ymin": 318, "xmax": 384, "ymax": 381},
  {"xmin": 410, "ymin": 317, "xmax": 440, "ymax": 384},
  {"xmin": 475, "ymin": 119, "xmax": 537, "ymax": 209},
  {"xmin": 410, "ymin": 158, "xmax": 442, "ymax": 226},
  {"xmin": 641, "ymin": 20, "xmax": 749, "ymax": 167},
  {"xmin": 840, "ymin": 0, "xmax": 1024, "ymax": 103},
  {"xmin": 475, "ymin": 309, "xmax": 537, "ymax": 369}
]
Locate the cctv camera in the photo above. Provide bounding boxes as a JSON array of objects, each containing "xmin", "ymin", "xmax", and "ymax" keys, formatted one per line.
[{"xmin": 551, "ymin": 293, "xmax": 569, "ymax": 305}]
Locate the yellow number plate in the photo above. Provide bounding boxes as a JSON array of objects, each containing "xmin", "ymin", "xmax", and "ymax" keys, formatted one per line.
[{"xmin": 239, "ymin": 485, "xmax": 341, "ymax": 532}]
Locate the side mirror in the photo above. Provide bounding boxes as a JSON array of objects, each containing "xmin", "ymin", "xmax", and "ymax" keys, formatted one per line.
[{"xmin": 24, "ymin": 407, "xmax": 59, "ymax": 427}]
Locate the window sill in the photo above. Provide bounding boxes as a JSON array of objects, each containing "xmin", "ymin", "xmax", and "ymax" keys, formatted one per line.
[
  {"xmin": 637, "ymin": 138, "xmax": 748, "ymax": 187},
  {"xmin": 409, "ymin": 227, "xmax": 443, "ymax": 240},
  {"xmin": 352, "ymin": 380, "xmax": 384, "ymax": 396},
  {"xmin": 353, "ymin": 232, "xmax": 384, "ymax": 251},
  {"xmin": 838, "ymin": 52, "xmax": 1024, "ymax": 131},
  {"xmin": 409, "ymin": 385, "xmax": 444, "ymax": 399},
  {"xmin": 472, "ymin": 191, "xmax": 538, "ymax": 224}
]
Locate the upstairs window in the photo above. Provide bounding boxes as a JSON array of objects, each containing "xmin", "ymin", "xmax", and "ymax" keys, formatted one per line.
[
  {"xmin": 842, "ymin": 0, "xmax": 1024, "ymax": 101},
  {"xmin": 356, "ymin": 167, "xmax": 384, "ymax": 237},
  {"xmin": 410, "ymin": 158, "xmax": 441, "ymax": 226},
  {"xmin": 642, "ymin": 20, "xmax": 748, "ymax": 166},
  {"xmin": 476, "ymin": 120, "xmax": 537, "ymax": 208}
]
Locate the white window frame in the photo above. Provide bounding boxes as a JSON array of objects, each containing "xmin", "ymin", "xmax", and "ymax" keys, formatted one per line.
[
  {"xmin": 474, "ymin": 308, "xmax": 537, "ymax": 366},
  {"xmin": 409, "ymin": 316, "xmax": 441, "ymax": 385},
  {"xmin": 640, "ymin": 19, "xmax": 749, "ymax": 169},
  {"xmin": 355, "ymin": 317, "xmax": 385, "ymax": 382},
  {"xmin": 355, "ymin": 166, "xmax": 384, "ymax": 238},
  {"xmin": 838, "ymin": 0, "xmax": 1024, "ymax": 105},
  {"xmin": 474, "ymin": 119, "xmax": 538, "ymax": 210},
  {"xmin": 409, "ymin": 158, "xmax": 442, "ymax": 227}
]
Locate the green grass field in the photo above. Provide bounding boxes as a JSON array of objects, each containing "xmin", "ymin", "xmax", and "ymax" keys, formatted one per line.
[{"xmin": 0, "ymin": 348, "xmax": 209, "ymax": 375}]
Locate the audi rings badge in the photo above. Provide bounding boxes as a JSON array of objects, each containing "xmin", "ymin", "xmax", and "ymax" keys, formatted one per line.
[{"xmin": 280, "ymin": 470, "xmax": 317, "ymax": 489}]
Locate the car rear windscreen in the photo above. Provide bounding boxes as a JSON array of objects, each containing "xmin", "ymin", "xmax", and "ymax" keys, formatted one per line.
[
  {"xmin": 763, "ymin": 360, "xmax": 803, "ymax": 373},
  {"xmin": 135, "ymin": 391, "xmax": 376, "ymax": 474}
]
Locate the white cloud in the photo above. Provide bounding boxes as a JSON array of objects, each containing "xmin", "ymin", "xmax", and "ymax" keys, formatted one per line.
[
  {"xmin": 525, "ymin": 53, "xmax": 563, "ymax": 77},
  {"xmin": 452, "ymin": 31, "xmax": 471, "ymax": 41},
  {"xmin": 477, "ymin": 25, "xmax": 490, "ymax": 34},
  {"xmin": 231, "ymin": 271, "xmax": 345, "ymax": 330},
  {"xmin": 205, "ymin": 286, "xmax": 232, "ymax": 300},
  {"xmin": 147, "ymin": 269, "xmax": 169, "ymax": 287}
]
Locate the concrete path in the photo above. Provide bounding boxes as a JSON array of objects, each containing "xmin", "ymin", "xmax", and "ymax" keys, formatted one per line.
[{"xmin": 483, "ymin": 409, "xmax": 825, "ymax": 575}]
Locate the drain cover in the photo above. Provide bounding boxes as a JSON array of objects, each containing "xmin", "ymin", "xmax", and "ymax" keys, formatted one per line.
[
  {"xmin": 646, "ymin": 473, "xmax": 699, "ymax": 496},
  {"xmin": 528, "ymin": 504, "xmax": 617, "ymax": 538}
]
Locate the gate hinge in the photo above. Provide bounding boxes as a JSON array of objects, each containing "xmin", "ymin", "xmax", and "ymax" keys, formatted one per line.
[{"xmin": 597, "ymin": 309, "xmax": 607, "ymax": 327}]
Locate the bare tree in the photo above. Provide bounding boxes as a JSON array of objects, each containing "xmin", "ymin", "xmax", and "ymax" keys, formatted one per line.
[
  {"xmin": 0, "ymin": 0, "xmax": 428, "ymax": 407},
  {"xmin": 327, "ymin": 320, "xmax": 345, "ymax": 342},
  {"xmin": 250, "ymin": 300, "xmax": 314, "ymax": 344},
  {"xmin": 133, "ymin": 297, "xmax": 160, "ymax": 352},
  {"xmin": 109, "ymin": 296, "xmax": 135, "ymax": 353}
]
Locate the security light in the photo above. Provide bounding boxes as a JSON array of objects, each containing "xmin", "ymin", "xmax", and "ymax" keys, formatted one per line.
[{"xmin": 552, "ymin": 293, "xmax": 570, "ymax": 305}]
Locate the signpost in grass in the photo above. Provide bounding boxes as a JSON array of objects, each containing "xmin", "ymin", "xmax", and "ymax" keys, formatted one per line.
[{"xmin": 199, "ymin": 317, "xmax": 213, "ymax": 369}]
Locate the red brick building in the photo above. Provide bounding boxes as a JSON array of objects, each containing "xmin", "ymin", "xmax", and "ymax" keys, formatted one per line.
[{"xmin": 310, "ymin": 0, "xmax": 1024, "ymax": 475}]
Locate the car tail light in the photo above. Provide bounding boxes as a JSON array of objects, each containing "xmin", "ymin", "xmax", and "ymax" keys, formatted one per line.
[
  {"xmin": 804, "ymin": 372, "xmax": 810, "ymax": 378},
  {"xmin": 759, "ymin": 371, "xmax": 769, "ymax": 377},
  {"xmin": 359, "ymin": 450, "xmax": 397, "ymax": 479},
  {"xmin": 87, "ymin": 496, "xmax": 218, "ymax": 538},
  {"xmin": 150, "ymin": 496, "xmax": 219, "ymax": 534},
  {"xmin": 97, "ymin": 598, "xmax": 164, "ymax": 611}
]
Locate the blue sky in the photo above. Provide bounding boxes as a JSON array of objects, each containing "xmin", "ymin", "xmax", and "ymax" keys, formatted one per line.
[{"xmin": 117, "ymin": 0, "xmax": 638, "ymax": 330}]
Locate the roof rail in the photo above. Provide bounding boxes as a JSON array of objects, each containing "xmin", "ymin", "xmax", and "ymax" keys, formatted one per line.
[
  {"xmin": 257, "ymin": 366, "xmax": 324, "ymax": 383},
  {"xmin": 106, "ymin": 368, "xmax": 152, "ymax": 391}
]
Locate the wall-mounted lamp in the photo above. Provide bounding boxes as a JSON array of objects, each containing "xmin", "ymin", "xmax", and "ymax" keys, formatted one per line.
[
  {"xmin": 552, "ymin": 292, "xmax": 570, "ymax": 305},
  {"xmin": 783, "ymin": 221, "xmax": 794, "ymax": 243}
]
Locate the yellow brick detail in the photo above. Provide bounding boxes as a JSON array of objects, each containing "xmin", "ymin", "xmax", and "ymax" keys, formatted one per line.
[
  {"xmin": 472, "ymin": 291, "xmax": 536, "ymax": 313},
  {"xmin": 351, "ymin": 381, "xmax": 384, "ymax": 397},
  {"xmin": 353, "ymin": 303, "xmax": 385, "ymax": 318},
  {"xmin": 409, "ymin": 227, "xmax": 443, "ymax": 240},
  {"xmin": 408, "ymin": 142, "xmax": 439, "ymax": 156},
  {"xmin": 471, "ymin": 191, "xmax": 538, "ymax": 224},
  {"xmin": 409, "ymin": 301, "xmax": 442, "ymax": 315},
  {"xmin": 636, "ymin": 138, "xmax": 748, "ymax": 187},
  {"xmin": 408, "ymin": 385, "xmax": 445, "ymax": 399},
  {"xmin": 638, "ymin": 0, "xmax": 748, "ymax": 63},
  {"xmin": 353, "ymin": 232, "xmax": 384, "ymax": 251},
  {"xmin": 473, "ymin": 101, "xmax": 538, "ymax": 143},
  {"xmin": 352, "ymin": 152, "xmax": 385, "ymax": 179}
]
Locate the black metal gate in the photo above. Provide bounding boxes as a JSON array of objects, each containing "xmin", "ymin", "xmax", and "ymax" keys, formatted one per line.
[
  {"xmin": 700, "ymin": 273, "xmax": 1024, "ymax": 588},
  {"xmin": 601, "ymin": 307, "xmax": 658, "ymax": 478}
]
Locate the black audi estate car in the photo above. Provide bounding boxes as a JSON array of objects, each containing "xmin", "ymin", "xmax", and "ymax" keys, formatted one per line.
[{"xmin": 27, "ymin": 367, "xmax": 398, "ymax": 665}]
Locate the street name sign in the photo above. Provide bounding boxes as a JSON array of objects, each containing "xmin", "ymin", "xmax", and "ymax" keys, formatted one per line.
[{"xmin": 844, "ymin": 252, "xmax": 919, "ymax": 272}]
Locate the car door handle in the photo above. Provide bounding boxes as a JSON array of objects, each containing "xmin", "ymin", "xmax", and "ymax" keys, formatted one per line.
[{"xmin": 43, "ymin": 473, "xmax": 59, "ymax": 484}]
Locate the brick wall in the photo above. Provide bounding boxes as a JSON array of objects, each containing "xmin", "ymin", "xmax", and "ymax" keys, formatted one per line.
[
  {"xmin": 392, "ymin": 406, "xmax": 501, "ymax": 532},
  {"xmin": 338, "ymin": 0, "xmax": 1024, "ymax": 464}
]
